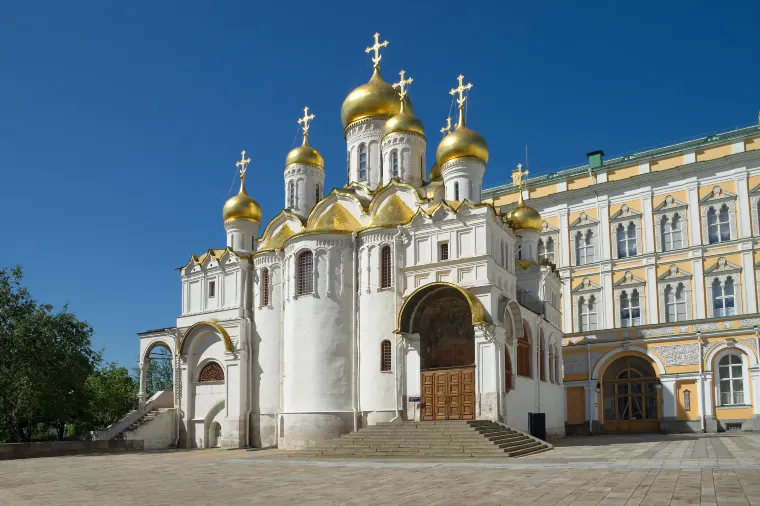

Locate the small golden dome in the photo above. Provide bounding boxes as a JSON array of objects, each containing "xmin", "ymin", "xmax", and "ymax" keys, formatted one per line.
[
  {"xmin": 285, "ymin": 135, "xmax": 324, "ymax": 169},
  {"xmin": 383, "ymin": 99, "xmax": 425, "ymax": 138},
  {"xmin": 436, "ymin": 114, "xmax": 489, "ymax": 167},
  {"xmin": 223, "ymin": 177, "xmax": 262, "ymax": 224},
  {"xmin": 341, "ymin": 67, "xmax": 412, "ymax": 130},
  {"xmin": 429, "ymin": 162, "xmax": 441, "ymax": 181},
  {"xmin": 508, "ymin": 197, "xmax": 541, "ymax": 232}
]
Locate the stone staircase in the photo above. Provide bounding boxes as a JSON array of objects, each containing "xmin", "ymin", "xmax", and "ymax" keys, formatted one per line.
[
  {"xmin": 294, "ymin": 420, "xmax": 552, "ymax": 458},
  {"xmin": 113, "ymin": 410, "xmax": 163, "ymax": 440}
]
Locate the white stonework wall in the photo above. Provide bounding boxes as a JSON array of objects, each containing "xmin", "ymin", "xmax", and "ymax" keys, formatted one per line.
[
  {"xmin": 284, "ymin": 163, "xmax": 325, "ymax": 220},
  {"xmin": 346, "ymin": 119, "xmax": 385, "ymax": 189},
  {"xmin": 358, "ymin": 230, "xmax": 401, "ymax": 424},
  {"xmin": 441, "ymin": 157, "xmax": 486, "ymax": 203},
  {"xmin": 281, "ymin": 235, "xmax": 356, "ymax": 449},
  {"xmin": 124, "ymin": 409, "xmax": 176, "ymax": 450},
  {"xmin": 225, "ymin": 218, "xmax": 259, "ymax": 254},
  {"xmin": 381, "ymin": 133, "xmax": 426, "ymax": 187},
  {"xmin": 251, "ymin": 252, "xmax": 282, "ymax": 447}
]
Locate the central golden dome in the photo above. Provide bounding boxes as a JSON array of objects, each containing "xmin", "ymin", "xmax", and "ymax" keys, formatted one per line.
[
  {"xmin": 429, "ymin": 162, "xmax": 441, "ymax": 181},
  {"xmin": 223, "ymin": 178, "xmax": 262, "ymax": 224},
  {"xmin": 383, "ymin": 99, "xmax": 425, "ymax": 138},
  {"xmin": 341, "ymin": 67, "xmax": 412, "ymax": 130},
  {"xmin": 285, "ymin": 135, "xmax": 324, "ymax": 169},
  {"xmin": 436, "ymin": 113, "xmax": 489, "ymax": 167},
  {"xmin": 508, "ymin": 197, "xmax": 541, "ymax": 232}
]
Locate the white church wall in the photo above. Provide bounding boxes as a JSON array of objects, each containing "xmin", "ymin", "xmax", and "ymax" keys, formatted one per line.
[{"xmin": 346, "ymin": 119, "xmax": 384, "ymax": 187}]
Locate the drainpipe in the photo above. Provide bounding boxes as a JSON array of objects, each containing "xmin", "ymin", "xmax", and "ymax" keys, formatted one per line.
[
  {"xmin": 173, "ymin": 329, "xmax": 181, "ymax": 448},
  {"xmin": 390, "ymin": 225, "xmax": 404, "ymax": 423},
  {"xmin": 276, "ymin": 250, "xmax": 286, "ymax": 443},
  {"xmin": 244, "ymin": 261, "xmax": 253, "ymax": 447},
  {"xmin": 352, "ymin": 232, "xmax": 359, "ymax": 431},
  {"xmin": 697, "ymin": 331, "xmax": 705, "ymax": 433},
  {"xmin": 587, "ymin": 341, "xmax": 593, "ymax": 436}
]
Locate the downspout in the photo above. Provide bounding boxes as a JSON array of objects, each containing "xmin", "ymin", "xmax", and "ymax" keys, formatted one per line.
[
  {"xmin": 276, "ymin": 250, "xmax": 286, "ymax": 443},
  {"xmin": 390, "ymin": 225, "xmax": 404, "ymax": 422},
  {"xmin": 173, "ymin": 329, "xmax": 181, "ymax": 448},
  {"xmin": 587, "ymin": 341, "xmax": 593, "ymax": 436},
  {"xmin": 698, "ymin": 331, "xmax": 705, "ymax": 433},
  {"xmin": 536, "ymin": 314, "xmax": 544, "ymax": 414},
  {"xmin": 244, "ymin": 260, "xmax": 253, "ymax": 447},
  {"xmin": 352, "ymin": 232, "xmax": 359, "ymax": 431}
]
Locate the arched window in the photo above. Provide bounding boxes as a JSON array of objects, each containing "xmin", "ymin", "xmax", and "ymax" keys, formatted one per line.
[
  {"xmin": 392, "ymin": 150, "xmax": 399, "ymax": 178},
  {"xmin": 358, "ymin": 144, "xmax": 367, "ymax": 180},
  {"xmin": 578, "ymin": 295, "xmax": 598, "ymax": 331},
  {"xmin": 712, "ymin": 277, "xmax": 736, "ymax": 317},
  {"xmin": 683, "ymin": 389, "xmax": 691, "ymax": 411},
  {"xmin": 288, "ymin": 180, "xmax": 295, "ymax": 208},
  {"xmin": 664, "ymin": 283, "xmax": 687, "ymax": 322},
  {"xmin": 707, "ymin": 204, "xmax": 731, "ymax": 244},
  {"xmin": 516, "ymin": 323, "xmax": 531, "ymax": 377},
  {"xmin": 380, "ymin": 340, "xmax": 392, "ymax": 371},
  {"xmin": 576, "ymin": 230, "xmax": 595, "ymax": 265},
  {"xmin": 539, "ymin": 335, "xmax": 546, "ymax": 382},
  {"xmin": 198, "ymin": 362, "xmax": 224, "ymax": 382},
  {"xmin": 297, "ymin": 250, "xmax": 314, "ymax": 295},
  {"xmin": 538, "ymin": 237, "xmax": 555, "ymax": 264},
  {"xmin": 505, "ymin": 346, "xmax": 513, "ymax": 390},
  {"xmin": 662, "ymin": 214, "xmax": 684, "ymax": 251},
  {"xmin": 380, "ymin": 245, "xmax": 392, "ymax": 289},
  {"xmin": 454, "ymin": 182, "xmax": 460, "ymax": 201},
  {"xmin": 617, "ymin": 222, "xmax": 637, "ymax": 258},
  {"xmin": 261, "ymin": 268, "xmax": 270, "ymax": 306},
  {"xmin": 346, "ymin": 151, "xmax": 350, "ymax": 181},
  {"xmin": 717, "ymin": 353, "xmax": 745, "ymax": 405},
  {"xmin": 620, "ymin": 289, "xmax": 641, "ymax": 328},
  {"xmin": 315, "ymin": 183, "xmax": 320, "ymax": 203}
]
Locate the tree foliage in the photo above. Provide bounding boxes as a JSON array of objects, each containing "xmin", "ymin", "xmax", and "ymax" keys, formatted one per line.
[
  {"xmin": 146, "ymin": 346, "xmax": 174, "ymax": 397},
  {"xmin": 0, "ymin": 266, "xmax": 137, "ymax": 442}
]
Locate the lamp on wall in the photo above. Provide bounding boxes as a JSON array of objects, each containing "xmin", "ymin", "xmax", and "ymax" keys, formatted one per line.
[
  {"xmin": 655, "ymin": 378, "xmax": 662, "ymax": 391},
  {"xmin": 595, "ymin": 381, "xmax": 601, "ymax": 394}
]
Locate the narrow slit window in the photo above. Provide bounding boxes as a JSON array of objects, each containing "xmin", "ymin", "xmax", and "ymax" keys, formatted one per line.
[{"xmin": 208, "ymin": 280, "xmax": 216, "ymax": 298}]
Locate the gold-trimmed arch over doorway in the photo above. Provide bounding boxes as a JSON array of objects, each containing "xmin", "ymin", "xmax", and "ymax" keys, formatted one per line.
[
  {"xmin": 395, "ymin": 282, "xmax": 489, "ymax": 334},
  {"xmin": 177, "ymin": 321, "xmax": 233, "ymax": 356}
]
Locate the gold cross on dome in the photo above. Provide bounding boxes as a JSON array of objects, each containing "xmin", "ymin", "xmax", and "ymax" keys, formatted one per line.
[
  {"xmin": 440, "ymin": 116, "xmax": 453, "ymax": 135},
  {"xmin": 297, "ymin": 106, "xmax": 315, "ymax": 135},
  {"xmin": 365, "ymin": 32, "xmax": 389, "ymax": 68},
  {"xmin": 512, "ymin": 162, "xmax": 528, "ymax": 188},
  {"xmin": 236, "ymin": 150, "xmax": 251, "ymax": 179},
  {"xmin": 392, "ymin": 70, "xmax": 413, "ymax": 100},
  {"xmin": 449, "ymin": 74, "xmax": 473, "ymax": 107}
]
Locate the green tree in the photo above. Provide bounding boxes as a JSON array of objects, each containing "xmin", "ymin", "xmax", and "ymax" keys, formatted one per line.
[{"xmin": 146, "ymin": 346, "xmax": 174, "ymax": 397}]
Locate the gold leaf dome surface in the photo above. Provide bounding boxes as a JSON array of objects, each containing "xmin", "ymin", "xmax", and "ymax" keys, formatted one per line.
[
  {"xmin": 508, "ymin": 199, "xmax": 541, "ymax": 232},
  {"xmin": 223, "ymin": 179, "xmax": 262, "ymax": 224},
  {"xmin": 436, "ymin": 120, "xmax": 489, "ymax": 167},
  {"xmin": 369, "ymin": 194, "xmax": 414, "ymax": 228},
  {"xmin": 341, "ymin": 67, "xmax": 412, "ymax": 129},
  {"xmin": 382, "ymin": 101, "xmax": 425, "ymax": 138},
  {"xmin": 428, "ymin": 162, "xmax": 441, "ymax": 181},
  {"xmin": 285, "ymin": 137, "xmax": 324, "ymax": 169}
]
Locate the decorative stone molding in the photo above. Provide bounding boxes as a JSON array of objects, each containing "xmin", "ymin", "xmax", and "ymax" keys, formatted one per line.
[
  {"xmin": 699, "ymin": 185, "xmax": 737, "ymax": 245},
  {"xmin": 705, "ymin": 257, "xmax": 742, "ymax": 318},
  {"xmin": 653, "ymin": 195, "xmax": 689, "ymax": 252},
  {"xmin": 563, "ymin": 351, "xmax": 602, "ymax": 375},
  {"xmin": 739, "ymin": 338, "xmax": 759, "ymax": 354},
  {"xmin": 678, "ymin": 325, "xmax": 689, "ymax": 333},
  {"xmin": 652, "ymin": 344, "xmax": 700, "ymax": 366},
  {"xmin": 739, "ymin": 317, "xmax": 760, "ymax": 328},
  {"xmin": 694, "ymin": 322, "xmax": 721, "ymax": 331},
  {"xmin": 569, "ymin": 212, "xmax": 599, "ymax": 266},
  {"xmin": 657, "ymin": 265, "xmax": 693, "ymax": 323},
  {"xmin": 639, "ymin": 326, "xmax": 676, "ymax": 337}
]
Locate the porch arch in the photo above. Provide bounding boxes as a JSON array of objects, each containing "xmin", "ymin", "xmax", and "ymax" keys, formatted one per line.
[
  {"xmin": 592, "ymin": 346, "xmax": 666, "ymax": 380},
  {"xmin": 395, "ymin": 282, "xmax": 488, "ymax": 334},
  {"xmin": 178, "ymin": 321, "xmax": 233, "ymax": 355}
]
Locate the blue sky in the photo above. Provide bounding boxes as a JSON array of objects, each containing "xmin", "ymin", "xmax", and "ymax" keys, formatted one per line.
[{"xmin": 1, "ymin": 1, "xmax": 758, "ymax": 367}]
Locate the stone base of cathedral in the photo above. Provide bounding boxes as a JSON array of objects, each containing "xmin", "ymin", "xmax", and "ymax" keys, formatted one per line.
[
  {"xmin": 251, "ymin": 413, "xmax": 277, "ymax": 448},
  {"xmin": 221, "ymin": 417, "xmax": 248, "ymax": 449},
  {"xmin": 280, "ymin": 412, "xmax": 354, "ymax": 450}
]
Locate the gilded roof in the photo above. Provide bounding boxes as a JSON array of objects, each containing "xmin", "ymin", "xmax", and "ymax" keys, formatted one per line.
[
  {"xmin": 369, "ymin": 194, "xmax": 415, "ymax": 228},
  {"xmin": 308, "ymin": 203, "xmax": 362, "ymax": 233},
  {"xmin": 258, "ymin": 224, "xmax": 296, "ymax": 252}
]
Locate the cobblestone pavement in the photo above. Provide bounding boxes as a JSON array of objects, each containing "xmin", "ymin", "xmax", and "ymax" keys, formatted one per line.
[{"xmin": 2, "ymin": 434, "xmax": 760, "ymax": 505}]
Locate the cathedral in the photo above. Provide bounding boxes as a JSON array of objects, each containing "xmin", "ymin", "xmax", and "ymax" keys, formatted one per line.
[{"xmin": 130, "ymin": 33, "xmax": 565, "ymax": 449}]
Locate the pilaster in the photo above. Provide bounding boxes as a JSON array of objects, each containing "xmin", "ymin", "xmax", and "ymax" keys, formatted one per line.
[
  {"xmin": 660, "ymin": 376, "xmax": 677, "ymax": 418},
  {"xmin": 742, "ymin": 250, "xmax": 757, "ymax": 313},
  {"xmin": 687, "ymin": 186, "xmax": 702, "ymax": 246},
  {"xmin": 692, "ymin": 257, "xmax": 706, "ymax": 319},
  {"xmin": 599, "ymin": 201, "xmax": 611, "ymax": 261},
  {"xmin": 602, "ymin": 264, "xmax": 613, "ymax": 330},
  {"xmin": 642, "ymin": 195, "xmax": 655, "ymax": 254},
  {"xmin": 736, "ymin": 175, "xmax": 752, "ymax": 239},
  {"xmin": 645, "ymin": 264, "xmax": 659, "ymax": 324},
  {"xmin": 559, "ymin": 210, "xmax": 570, "ymax": 267}
]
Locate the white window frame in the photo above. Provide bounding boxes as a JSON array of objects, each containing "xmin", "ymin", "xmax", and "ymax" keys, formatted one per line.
[
  {"xmin": 654, "ymin": 195, "xmax": 689, "ymax": 252},
  {"xmin": 613, "ymin": 271, "xmax": 646, "ymax": 327},
  {"xmin": 699, "ymin": 185, "xmax": 736, "ymax": 245},
  {"xmin": 358, "ymin": 143, "xmax": 368, "ymax": 180},
  {"xmin": 571, "ymin": 278, "xmax": 602, "ymax": 332},
  {"xmin": 705, "ymin": 258, "xmax": 742, "ymax": 318},
  {"xmin": 610, "ymin": 205, "xmax": 642, "ymax": 259},
  {"xmin": 391, "ymin": 150, "xmax": 399, "ymax": 178},
  {"xmin": 715, "ymin": 350, "xmax": 749, "ymax": 407},
  {"xmin": 570, "ymin": 213, "xmax": 599, "ymax": 266},
  {"xmin": 618, "ymin": 289, "xmax": 642, "ymax": 328},
  {"xmin": 658, "ymin": 265, "xmax": 693, "ymax": 322}
]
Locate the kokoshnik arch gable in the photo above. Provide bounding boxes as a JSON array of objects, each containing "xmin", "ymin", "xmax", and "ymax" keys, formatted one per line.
[{"xmin": 130, "ymin": 33, "xmax": 564, "ymax": 450}]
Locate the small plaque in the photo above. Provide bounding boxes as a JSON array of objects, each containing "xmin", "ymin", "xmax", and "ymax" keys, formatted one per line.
[{"xmin": 408, "ymin": 396, "xmax": 421, "ymax": 402}]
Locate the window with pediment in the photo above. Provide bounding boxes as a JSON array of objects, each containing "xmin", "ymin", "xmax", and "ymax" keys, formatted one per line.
[
  {"xmin": 654, "ymin": 195, "xmax": 688, "ymax": 252},
  {"xmin": 539, "ymin": 221, "xmax": 558, "ymax": 265},
  {"xmin": 611, "ymin": 204, "xmax": 642, "ymax": 259},
  {"xmin": 750, "ymin": 184, "xmax": 760, "ymax": 237},
  {"xmin": 570, "ymin": 213, "xmax": 598, "ymax": 266},
  {"xmin": 359, "ymin": 144, "xmax": 368, "ymax": 180},
  {"xmin": 572, "ymin": 278, "xmax": 602, "ymax": 332},
  {"xmin": 613, "ymin": 271, "xmax": 646, "ymax": 328},
  {"xmin": 658, "ymin": 265, "xmax": 692, "ymax": 322},
  {"xmin": 700, "ymin": 185, "xmax": 736, "ymax": 245},
  {"xmin": 705, "ymin": 257, "xmax": 742, "ymax": 318}
]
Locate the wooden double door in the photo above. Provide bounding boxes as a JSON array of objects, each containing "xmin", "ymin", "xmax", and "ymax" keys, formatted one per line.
[{"xmin": 421, "ymin": 367, "xmax": 475, "ymax": 421}]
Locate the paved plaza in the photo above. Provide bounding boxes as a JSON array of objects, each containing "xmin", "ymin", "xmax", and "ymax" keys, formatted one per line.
[{"xmin": 2, "ymin": 434, "xmax": 760, "ymax": 505}]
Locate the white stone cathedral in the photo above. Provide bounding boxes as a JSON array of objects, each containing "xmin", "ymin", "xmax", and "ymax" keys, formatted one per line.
[{"xmin": 134, "ymin": 34, "xmax": 565, "ymax": 450}]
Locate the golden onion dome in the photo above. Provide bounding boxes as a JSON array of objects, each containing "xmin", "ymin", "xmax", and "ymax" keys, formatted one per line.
[
  {"xmin": 429, "ymin": 162, "xmax": 441, "ymax": 181},
  {"xmin": 508, "ymin": 196, "xmax": 541, "ymax": 232},
  {"xmin": 285, "ymin": 134, "xmax": 324, "ymax": 170},
  {"xmin": 341, "ymin": 67, "xmax": 412, "ymax": 130},
  {"xmin": 435, "ymin": 112, "xmax": 489, "ymax": 167},
  {"xmin": 223, "ymin": 177, "xmax": 262, "ymax": 224},
  {"xmin": 382, "ymin": 99, "xmax": 425, "ymax": 138}
]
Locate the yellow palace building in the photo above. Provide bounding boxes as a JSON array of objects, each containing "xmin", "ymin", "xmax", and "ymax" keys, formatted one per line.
[{"xmin": 485, "ymin": 117, "xmax": 760, "ymax": 434}]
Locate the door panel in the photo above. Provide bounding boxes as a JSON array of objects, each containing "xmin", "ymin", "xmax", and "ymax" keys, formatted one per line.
[{"xmin": 420, "ymin": 367, "xmax": 475, "ymax": 421}]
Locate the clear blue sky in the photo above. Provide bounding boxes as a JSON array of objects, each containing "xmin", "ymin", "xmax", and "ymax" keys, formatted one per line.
[{"xmin": 1, "ymin": 1, "xmax": 758, "ymax": 367}]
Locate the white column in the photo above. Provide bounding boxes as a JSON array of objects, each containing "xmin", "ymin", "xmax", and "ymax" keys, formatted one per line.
[
  {"xmin": 742, "ymin": 251, "xmax": 757, "ymax": 314},
  {"xmin": 660, "ymin": 377, "xmax": 677, "ymax": 418},
  {"xmin": 645, "ymin": 265, "xmax": 659, "ymax": 324},
  {"xmin": 138, "ymin": 362, "xmax": 147, "ymax": 409},
  {"xmin": 642, "ymin": 195, "xmax": 655, "ymax": 254},
  {"xmin": 602, "ymin": 269, "xmax": 614, "ymax": 330},
  {"xmin": 561, "ymin": 277, "xmax": 572, "ymax": 332},
  {"xmin": 586, "ymin": 380, "xmax": 599, "ymax": 422},
  {"xmin": 692, "ymin": 259, "xmax": 706, "ymax": 319},
  {"xmin": 703, "ymin": 375, "xmax": 714, "ymax": 418},
  {"xmin": 752, "ymin": 369, "xmax": 760, "ymax": 416},
  {"xmin": 736, "ymin": 176, "xmax": 752, "ymax": 239},
  {"xmin": 687, "ymin": 186, "xmax": 702, "ymax": 246},
  {"xmin": 559, "ymin": 210, "xmax": 570, "ymax": 267},
  {"xmin": 599, "ymin": 201, "xmax": 611, "ymax": 261},
  {"xmin": 475, "ymin": 329, "xmax": 497, "ymax": 420}
]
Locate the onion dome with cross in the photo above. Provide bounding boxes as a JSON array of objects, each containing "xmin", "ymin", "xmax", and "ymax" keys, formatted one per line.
[
  {"xmin": 223, "ymin": 151, "xmax": 262, "ymax": 224},
  {"xmin": 285, "ymin": 107, "xmax": 324, "ymax": 170},
  {"xmin": 382, "ymin": 70, "xmax": 425, "ymax": 139},
  {"xmin": 341, "ymin": 33, "xmax": 413, "ymax": 130},
  {"xmin": 506, "ymin": 163, "xmax": 541, "ymax": 232},
  {"xmin": 436, "ymin": 75, "xmax": 489, "ymax": 166}
]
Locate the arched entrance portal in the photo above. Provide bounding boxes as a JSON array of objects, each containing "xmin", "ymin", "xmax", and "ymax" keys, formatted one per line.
[
  {"xmin": 398, "ymin": 283, "xmax": 487, "ymax": 421},
  {"xmin": 601, "ymin": 355, "xmax": 660, "ymax": 433}
]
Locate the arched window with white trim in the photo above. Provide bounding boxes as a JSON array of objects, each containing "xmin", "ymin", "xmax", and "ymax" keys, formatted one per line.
[
  {"xmin": 575, "ymin": 230, "xmax": 595, "ymax": 266},
  {"xmin": 288, "ymin": 181, "xmax": 295, "ymax": 208},
  {"xmin": 717, "ymin": 352, "xmax": 746, "ymax": 406},
  {"xmin": 358, "ymin": 144, "xmax": 368, "ymax": 180},
  {"xmin": 661, "ymin": 213, "xmax": 684, "ymax": 251},
  {"xmin": 296, "ymin": 250, "xmax": 313, "ymax": 295},
  {"xmin": 620, "ymin": 289, "xmax": 641, "ymax": 328},
  {"xmin": 315, "ymin": 183, "xmax": 321, "ymax": 203},
  {"xmin": 454, "ymin": 182, "xmax": 460, "ymax": 201},
  {"xmin": 664, "ymin": 283, "xmax": 687, "ymax": 322},
  {"xmin": 505, "ymin": 346, "xmax": 513, "ymax": 390},
  {"xmin": 391, "ymin": 150, "xmax": 399, "ymax": 178},
  {"xmin": 578, "ymin": 295, "xmax": 598, "ymax": 331},
  {"xmin": 616, "ymin": 222, "xmax": 637, "ymax": 258},
  {"xmin": 380, "ymin": 245, "xmax": 392, "ymax": 289},
  {"xmin": 261, "ymin": 268, "xmax": 270, "ymax": 306},
  {"xmin": 707, "ymin": 204, "xmax": 731, "ymax": 244},
  {"xmin": 712, "ymin": 277, "xmax": 736, "ymax": 317},
  {"xmin": 380, "ymin": 339, "xmax": 392, "ymax": 372},
  {"xmin": 539, "ymin": 335, "xmax": 546, "ymax": 382},
  {"xmin": 516, "ymin": 323, "xmax": 532, "ymax": 378}
]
